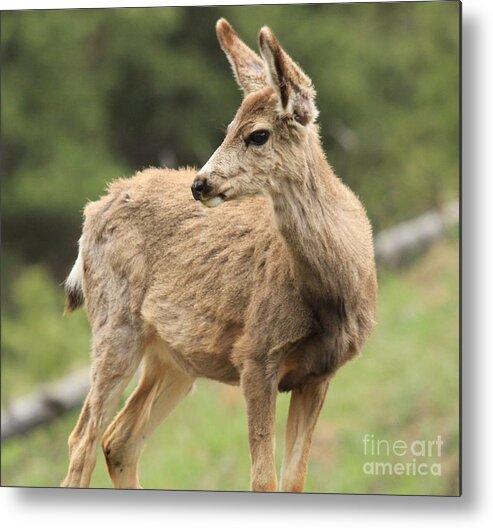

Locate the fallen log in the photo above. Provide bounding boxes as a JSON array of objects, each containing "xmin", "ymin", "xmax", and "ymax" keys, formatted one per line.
[
  {"xmin": 374, "ymin": 200, "xmax": 459, "ymax": 267},
  {"xmin": 1, "ymin": 370, "xmax": 89, "ymax": 440}
]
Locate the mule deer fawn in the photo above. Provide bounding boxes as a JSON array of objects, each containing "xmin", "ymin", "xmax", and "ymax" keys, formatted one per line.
[{"xmin": 62, "ymin": 19, "xmax": 377, "ymax": 492}]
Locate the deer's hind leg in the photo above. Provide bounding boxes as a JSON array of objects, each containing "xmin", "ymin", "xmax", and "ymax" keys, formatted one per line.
[
  {"xmin": 280, "ymin": 378, "xmax": 329, "ymax": 492},
  {"xmin": 102, "ymin": 339, "xmax": 195, "ymax": 489},
  {"xmin": 61, "ymin": 325, "xmax": 144, "ymax": 488}
]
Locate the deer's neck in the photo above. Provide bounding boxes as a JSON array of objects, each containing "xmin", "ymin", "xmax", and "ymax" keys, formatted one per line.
[{"xmin": 269, "ymin": 136, "xmax": 350, "ymax": 302}]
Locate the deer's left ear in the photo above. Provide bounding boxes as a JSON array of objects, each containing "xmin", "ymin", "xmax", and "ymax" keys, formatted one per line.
[{"xmin": 258, "ymin": 27, "xmax": 318, "ymax": 126}]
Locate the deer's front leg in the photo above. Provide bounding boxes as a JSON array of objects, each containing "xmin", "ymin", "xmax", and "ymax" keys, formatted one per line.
[{"xmin": 241, "ymin": 361, "xmax": 278, "ymax": 492}]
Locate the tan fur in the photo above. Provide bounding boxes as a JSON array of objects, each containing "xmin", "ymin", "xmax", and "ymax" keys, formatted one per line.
[{"xmin": 62, "ymin": 19, "xmax": 377, "ymax": 492}]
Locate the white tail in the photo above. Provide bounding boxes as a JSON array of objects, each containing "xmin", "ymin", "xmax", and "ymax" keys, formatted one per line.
[
  {"xmin": 62, "ymin": 19, "xmax": 377, "ymax": 492},
  {"xmin": 64, "ymin": 235, "xmax": 84, "ymax": 313}
]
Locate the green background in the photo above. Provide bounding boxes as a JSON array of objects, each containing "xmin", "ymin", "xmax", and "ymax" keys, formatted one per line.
[{"xmin": 1, "ymin": 2, "xmax": 460, "ymax": 495}]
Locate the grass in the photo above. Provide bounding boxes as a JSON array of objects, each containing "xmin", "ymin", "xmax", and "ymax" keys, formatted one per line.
[{"xmin": 1, "ymin": 236, "xmax": 459, "ymax": 495}]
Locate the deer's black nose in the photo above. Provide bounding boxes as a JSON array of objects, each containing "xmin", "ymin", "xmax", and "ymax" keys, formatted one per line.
[{"xmin": 191, "ymin": 178, "xmax": 209, "ymax": 200}]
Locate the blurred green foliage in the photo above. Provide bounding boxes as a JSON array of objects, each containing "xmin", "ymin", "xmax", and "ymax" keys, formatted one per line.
[
  {"xmin": 1, "ymin": 266, "xmax": 90, "ymax": 406},
  {"xmin": 2, "ymin": 3, "xmax": 459, "ymax": 283}
]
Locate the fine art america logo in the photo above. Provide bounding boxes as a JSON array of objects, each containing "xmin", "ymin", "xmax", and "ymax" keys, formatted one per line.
[{"xmin": 362, "ymin": 433, "xmax": 443, "ymax": 477}]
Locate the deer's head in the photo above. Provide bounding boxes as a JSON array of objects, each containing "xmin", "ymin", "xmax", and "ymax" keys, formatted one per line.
[{"xmin": 191, "ymin": 19, "xmax": 319, "ymax": 208}]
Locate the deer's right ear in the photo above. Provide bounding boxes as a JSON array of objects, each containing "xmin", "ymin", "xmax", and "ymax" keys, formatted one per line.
[{"xmin": 216, "ymin": 18, "xmax": 267, "ymax": 95}]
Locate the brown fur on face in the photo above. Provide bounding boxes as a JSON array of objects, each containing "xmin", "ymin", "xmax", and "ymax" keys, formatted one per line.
[{"xmin": 62, "ymin": 19, "xmax": 377, "ymax": 493}]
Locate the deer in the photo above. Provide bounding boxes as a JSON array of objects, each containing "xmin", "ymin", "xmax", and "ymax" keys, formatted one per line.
[{"xmin": 61, "ymin": 19, "xmax": 377, "ymax": 493}]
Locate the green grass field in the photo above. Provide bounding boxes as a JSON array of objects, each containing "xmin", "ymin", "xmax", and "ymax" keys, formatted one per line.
[{"xmin": 1, "ymin": 237, "xmax": 459, "ymax": 495}]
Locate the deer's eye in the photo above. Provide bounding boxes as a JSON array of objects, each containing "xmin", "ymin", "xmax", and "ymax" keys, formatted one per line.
[{"xmin": 246, "ymin": 130, "xmax": 270, "ymax": 146}]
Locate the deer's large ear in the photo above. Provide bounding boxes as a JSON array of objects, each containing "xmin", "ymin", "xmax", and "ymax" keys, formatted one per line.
[
  {"xmin": 258, "ymin": 27, "xmax": 318, "ymax": 125},
  {"xmin": 216, "ymin": 18, "xmax": 267, "ymax": 95}
]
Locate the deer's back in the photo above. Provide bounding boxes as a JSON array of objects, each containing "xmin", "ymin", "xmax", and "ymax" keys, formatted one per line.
[{"xmin": 81, "ymin": 167, "xmax": 313, "ymax": 383}]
